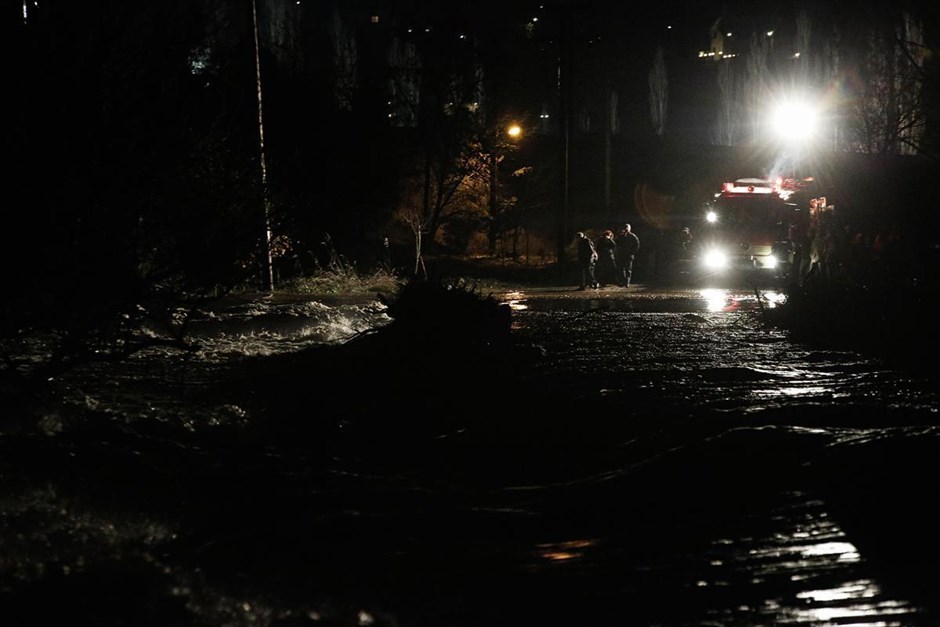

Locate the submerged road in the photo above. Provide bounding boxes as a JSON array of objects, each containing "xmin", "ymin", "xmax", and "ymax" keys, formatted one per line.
[
  {"xmin": 2, "ymin": 280, "xmax": 937, "ymax": 626},
  {"xmin": 476, "ymin": 279, "xmax": 940, "ymax": 626}
]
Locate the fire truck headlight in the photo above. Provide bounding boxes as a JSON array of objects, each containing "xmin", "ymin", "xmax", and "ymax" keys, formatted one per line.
[{"xmin": 702, "ymin": 249, "xmax": 729, "ymax": 270}]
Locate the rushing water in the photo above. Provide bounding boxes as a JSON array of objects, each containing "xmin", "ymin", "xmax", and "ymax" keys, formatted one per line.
[{"xmin": 2, "ymin": 286, "xmax": 938, "ymax": 626}]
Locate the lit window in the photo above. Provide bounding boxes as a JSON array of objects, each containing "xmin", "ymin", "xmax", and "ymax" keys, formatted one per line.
[{"xmin": 371, "ymin": 15, "xmax": 379, "ymax": 24}]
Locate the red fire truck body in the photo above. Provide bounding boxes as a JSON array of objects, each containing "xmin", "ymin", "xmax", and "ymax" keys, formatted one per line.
[{"xmin": 694, "ymin": 176, "xmax": 828, "ymax": 279}]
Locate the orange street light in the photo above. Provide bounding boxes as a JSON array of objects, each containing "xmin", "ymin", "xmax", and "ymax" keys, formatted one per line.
[{"xmin": 488, "ymin": 122, "xmax": 524, "ymax": 255}]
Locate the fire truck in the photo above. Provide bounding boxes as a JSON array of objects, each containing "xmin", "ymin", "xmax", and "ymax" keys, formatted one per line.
[{"xmin": 692, "ymin": 176, "xmax": 830, "ymax": 281}]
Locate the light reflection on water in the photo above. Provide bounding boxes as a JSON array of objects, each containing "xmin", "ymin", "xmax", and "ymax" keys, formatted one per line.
[
  {"xmin": 692, "ymin": 499, "xmax": 924, "ymax": 624},
  {"xmin": 501, "ymin": 291, "xmax": 529, "ymax": 311},
  {"xmin": 800, "ymin": 541, "xmax": 860, "ymax": 559},
  {"xmin": 5, "ymin": 288, "xmax": 937, "ymax": 626},
  {"xmin": 756, "ymin": 385, "xmax": 834, "ymax": 398},
  {"xmin": 495, "ymin": 287, "xmax": 935, "ymax": 625},
  {"xmin": 534, "ymin": 538, "xmax": 598, "ymax": 563},
  {"xmin": 790, "ymin": 601, "xmax": 913, "ymax": 626},
  {"xmin": 694, "ymin": 288, "xmax": 787, "ymax": 312},
  {"xmin": 505, "ymin": 287, "xmax": 789, "ymax": 314}
]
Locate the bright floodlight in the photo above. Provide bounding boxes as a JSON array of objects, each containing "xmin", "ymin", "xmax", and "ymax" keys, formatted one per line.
[
  {"xmin": 771, "ymin": 101, "xmax": 819, "ymax": 143},
  {"xmin": 702, "ymin": 248, "xmax": 729, "ymax": 270}
]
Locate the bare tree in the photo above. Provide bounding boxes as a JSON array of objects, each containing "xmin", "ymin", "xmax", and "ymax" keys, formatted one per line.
[
  {"xmin": 387, "ymin": 36, "xmax": 421, "ymax": 128},
  {"xmin": 328, "ymin": 7, "xmax": 356, "ymax": 111},
  {"xmin": 265, "ymin": 0, "xmax": 305, "ymax": 73},
  {"xmin": 795, "ymin": 9, "xmax": 812, "ymax": 83},
  {"xmin": 504, "ymin": 163, "xmax": 556, "ymax": 261},
  {"xmin": 818, "ymin": 36, "xmax": 843, "ymax": 151},
  {"xmin": 648, "ymin": 45, "xmax": 668, "ymax": 136},
  {"xmin": 390, "ymin": 140, "xmax": 485, "ymax": 269},
  {"xmin": 847, "ymin": 12, "xmax": 927, "ymax": 155},
  {"xmin": 714, "ymin": 60, "xmax": 737, "ymax": 146},
  {"xmin": 895, "ymin": 12, "xmax": 927, "ymax": 155},
  {"xmin": 744, "ymin": 33, "xmax": 771, "ymax": 143},
  {"xmin": 403, "ymin": 210, "xmax": 429, "ymax": 279},
  {"xmin": 393, "ymin": 183, "xmax": 432, "ymax": 279},
  {"xmin": 603, "ymin": 77, "xmax": 618, "ymax": 210},
  {"xmin": 384, "ymin": 28, "xmax": 494, "ymax": 254}
]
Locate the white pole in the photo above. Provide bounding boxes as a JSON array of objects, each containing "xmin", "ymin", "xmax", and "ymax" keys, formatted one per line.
[{"xmin": 252, "ymin": 0, "xmax": 275, "ymax": 292}]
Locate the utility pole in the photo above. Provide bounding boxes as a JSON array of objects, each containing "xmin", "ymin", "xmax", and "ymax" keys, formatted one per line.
[
  {"xmin": 556, "ymin": 9, "xmax": 570, "ymax": 266},
  {"xmin": 252, "ymin": 0, "xmax": 275, "ymax": 292},
  {"xmin": 489, "ymin": 150, "xmax": 499, "ymax": 254},
  {"xmin": 604, "ymin": 74, "xmax": 613, "ymax": 213}
]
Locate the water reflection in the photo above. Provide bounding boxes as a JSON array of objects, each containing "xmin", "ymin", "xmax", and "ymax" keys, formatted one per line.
[
  {"xmin": 501, "ymin": 291, "xmax": 529, "ymax": 311},
  {"xmin": 6, "ymin": 286, "xmax": 935, "ymax": 626},
  {"xmin": 699, "ymin": 498, "xmax": 924, "ymax": 625},
  {"xmin": 757, "ymin": 385, "xmax": 835, "ymax": 399},
  {"xmin": 700, "ymin": 288, "xmax": 736, "ymax": 312},
  {"xmin": 798, "ymin": 579, "xmax": 879, "ymax": 602},
  {"xmin": 534, "ymin": 538, "xmax": 598, "ymax": 563},
  {"xmin": 789, "ymin": 599, "xmax": 913, "ymax": 626},
  {"xmin": 698, "ymin": 288, "xmax": 787, "ymax": 312},
  {"xmin": 498, "ymin": 286, "xmax": 788, "ymax": 314},
  {"xmin": 800, "ymin": 540, "xmax": 860, "ymax": 560}
]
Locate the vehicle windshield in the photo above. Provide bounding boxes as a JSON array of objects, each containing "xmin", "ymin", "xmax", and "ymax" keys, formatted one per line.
[{"xmin": 714, "ymin": 195, "xmax": 789, "ymax": 228}]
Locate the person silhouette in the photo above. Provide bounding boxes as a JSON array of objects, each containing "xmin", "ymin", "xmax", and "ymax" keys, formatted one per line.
[
  {"xmin": 616, "ymin": 223, "xmax": 640, "ymax": 287},
  {"xmin": 576, "ymin": 231, "xmax": 599, "ymax": 290}
]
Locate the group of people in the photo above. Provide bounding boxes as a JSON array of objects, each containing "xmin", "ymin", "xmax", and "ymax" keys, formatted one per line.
[
  {"xmin": 791, "ymin": 220, "xmax": 905, "ymax": 288},
  {"xmin": 576, "ymin": 224, "xmax": 640, "ymax": 290}
]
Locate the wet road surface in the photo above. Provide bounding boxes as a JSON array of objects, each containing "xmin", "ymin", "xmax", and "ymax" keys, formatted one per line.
[{"xmin": 2, "ymin": 282, "xmax": 937, "ymax": 626}]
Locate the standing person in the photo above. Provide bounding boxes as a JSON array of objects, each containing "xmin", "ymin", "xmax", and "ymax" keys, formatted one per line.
[
  {"xmin": 382, "ymin": 236, "xmax": 392, "ymax": 271},
  {"xmin": 596, "ymin": 229, "xmax": 619, "ymax": 288},
  {"xmin": 794, "ymin": 226, "xmax": 813, "ymax": 287},
  {"xmin": 576, "ymin": 231, "xmax": 599, "ymax": 290},
  {"xmin": 678, "ymin": 227, "xmax": 693, "ymax": 257},
  {"xmin": 804, "ymin": 227, "xmax": 830, "ymax": 285},
  {"xmin": 616, "ymin": 223, "xmax": 641, "ymax": 287}
]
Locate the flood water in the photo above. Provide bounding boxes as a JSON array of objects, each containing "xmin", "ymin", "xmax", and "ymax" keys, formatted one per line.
[{"xmin": 2, "ymin": 284, "xmax": 938, "ymax": 626}]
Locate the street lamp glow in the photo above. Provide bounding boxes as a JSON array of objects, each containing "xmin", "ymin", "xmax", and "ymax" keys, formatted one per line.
[
  {"xmin": 770, "ymin": 101, "xmax": 819, "ymax": 143},
  {"xmin": 507, "ymin": 124, "xmax": 522, "ymax": 139}
]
